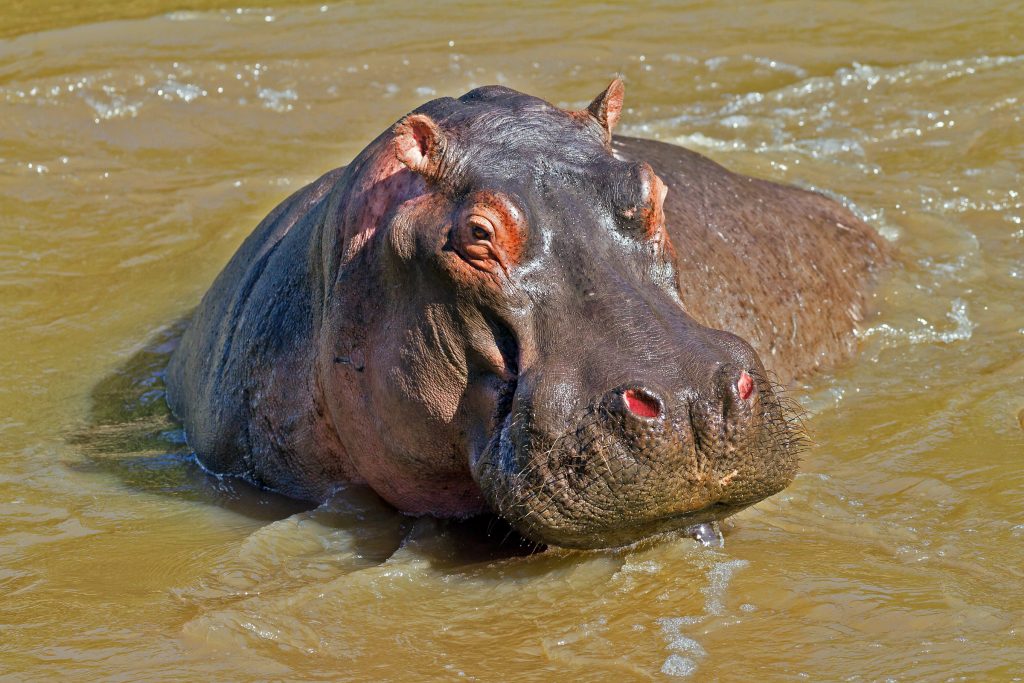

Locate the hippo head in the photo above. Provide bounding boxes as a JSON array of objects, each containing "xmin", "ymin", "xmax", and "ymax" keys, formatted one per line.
[{"xmin": 331, "ymin": 82, "xmax": 802, "ymax": 549}]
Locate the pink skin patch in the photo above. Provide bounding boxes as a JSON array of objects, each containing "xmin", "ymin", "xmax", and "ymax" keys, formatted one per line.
[
  {"xmin": 624, "ymin": 389, "xmax": 661, "ymax": 418},
  {"xmin": 737, "ymin": 371, "xmax": 754, "ymax": 401}
]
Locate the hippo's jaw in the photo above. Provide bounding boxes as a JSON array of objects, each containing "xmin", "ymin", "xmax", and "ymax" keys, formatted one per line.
[{"xmin": 471, "ymin": 372, "xmax": 804, "ymax": 550}]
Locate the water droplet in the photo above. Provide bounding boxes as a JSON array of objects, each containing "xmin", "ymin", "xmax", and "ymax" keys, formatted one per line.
[{"xmin": 685, "ymin": 521, "xmax": 724, "ymax": 548}]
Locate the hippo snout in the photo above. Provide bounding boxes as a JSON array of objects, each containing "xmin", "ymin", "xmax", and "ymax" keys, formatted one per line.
[{"xmin": 472, "ymin": 353, "xmax": 803, "ymax": 549}]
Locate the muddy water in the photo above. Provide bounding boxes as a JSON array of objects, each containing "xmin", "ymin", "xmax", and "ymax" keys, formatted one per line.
[{"xmin": 2, "ymin": 1, "xmax": 1022, "ymax": 679}]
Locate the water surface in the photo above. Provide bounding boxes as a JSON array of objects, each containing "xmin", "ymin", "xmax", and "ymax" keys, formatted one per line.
[{"xmin": 2, "ymin": 1, "xmax": 1023, "ymax": 679}]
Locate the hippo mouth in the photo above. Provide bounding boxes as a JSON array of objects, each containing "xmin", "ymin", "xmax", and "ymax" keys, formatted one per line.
[{"xmin": 472, "ymin": 371, "xmax": 804, "ymax": 550}]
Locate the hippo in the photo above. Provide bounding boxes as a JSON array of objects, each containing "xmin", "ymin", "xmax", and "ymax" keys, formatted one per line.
[{"xmin": 166, "ymin": 81, "xmax": 887, "ymax": 549}]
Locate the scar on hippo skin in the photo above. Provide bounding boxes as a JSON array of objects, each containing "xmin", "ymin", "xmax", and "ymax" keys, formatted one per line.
[{"xmin": 166, "ymin": 79, "xmax": 888, "ymax": 549}]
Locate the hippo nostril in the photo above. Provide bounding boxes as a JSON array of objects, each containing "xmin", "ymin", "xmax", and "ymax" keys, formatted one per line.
[
  {"xmin": 737, "ymin": 371, "xmax": 755, "ymax": 401},
  {"xmin": 623, "ymin": 388, "xmax": 662, "ymax": 419}
]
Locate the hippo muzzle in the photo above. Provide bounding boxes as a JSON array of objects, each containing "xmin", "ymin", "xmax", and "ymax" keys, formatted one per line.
[{"xmin": 470, "ymin": 296, "xmax": 803, "ymax": 549}]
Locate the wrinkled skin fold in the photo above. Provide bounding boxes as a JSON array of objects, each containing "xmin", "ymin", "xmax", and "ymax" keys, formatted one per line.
[{"xmin": 166, "ymin": 81, "xmax": 887, "ymax": 549}]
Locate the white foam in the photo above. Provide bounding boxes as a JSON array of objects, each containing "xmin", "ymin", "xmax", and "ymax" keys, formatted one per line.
[
  {"xmin": 750, "ymin": 56, "xmax": 808, "ymax": 78},
  {"xmin": 619, "ymin": 559, "xmax": 661, "ymax": 574},
  {"xmin": 153, "ymin": 80, "xmax": 205, "ymax": 103},
  {"xmin": 703, "ymin": 559, "xmax": 749, "ymax": 615},
  {"xmin": 672, "ymin": 132, "xmax": 748, "ymax": 151},
  {"xmin": 719, "ymin": 115, "xmax": 752, "ymax": 129},
  {"xmin": 858, "ymin": 298, "xmax": 975, "ymax": 346},
  {"xmin": 82, "ymin": 92, "xmax": 142, "ymax": 120},
  {"xmin": 258, "ymin": 87, "xmax": 298, "ymax": 112},
  {"xmin": 657, "ymin": 617, "xmax": 706, "ymax": 656},
  {"xmin": 661, "ymin": 653, "xmax": 698, "ymax": 677},
  {"xmin": 655, "ymin": 558, "xmax": 749, "ymax": 677},
  {"xmin": 166, "ymin": 11, "xmax": 203, "ymax": 21}
]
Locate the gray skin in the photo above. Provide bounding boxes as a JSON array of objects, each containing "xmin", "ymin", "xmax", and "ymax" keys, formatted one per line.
[{"xmin": 166, "ymin": 82, "xmax": 888, "ymax": 549}]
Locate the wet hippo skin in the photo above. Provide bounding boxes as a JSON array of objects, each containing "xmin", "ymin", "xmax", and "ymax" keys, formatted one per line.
[{"xmin": 166, "ymin": 81, "xmax": 888, "ymax": 549}]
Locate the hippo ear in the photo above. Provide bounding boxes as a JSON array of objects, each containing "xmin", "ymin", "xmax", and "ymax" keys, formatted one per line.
[
  {"xmin": 394, "ymin": 113, "xmax": 445, "ymax": 178},
  {"xmin": 586, "ymin": 78, "xmax": 625, "ymax": 144},
  {"xmin": 639, "ymin": 162, "xmax": 669, "ymax": 239}
]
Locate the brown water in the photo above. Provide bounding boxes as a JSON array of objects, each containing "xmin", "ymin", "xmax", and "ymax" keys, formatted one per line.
[{"xmin": 2, "ymin": 1, "xmax": 1023, "ymax": 679}]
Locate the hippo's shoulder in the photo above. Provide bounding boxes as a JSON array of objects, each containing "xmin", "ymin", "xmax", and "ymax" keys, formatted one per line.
[{"xmin": 165, "ymin": 166, "xmax": 347, "ymax": 489}]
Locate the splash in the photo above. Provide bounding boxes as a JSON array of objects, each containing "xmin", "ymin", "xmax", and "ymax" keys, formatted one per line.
[{"xmin": 656, "ymin": 557, "xmax": 749, "ymax": 677}]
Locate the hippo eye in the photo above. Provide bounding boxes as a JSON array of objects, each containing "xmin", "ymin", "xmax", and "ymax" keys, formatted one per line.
[
  {"xmin": 467, "ymin": 216, "xmax": 495, "ymax": 242},
  {"xmin": 453, "ymin": 200, "xmax": 522, "ymax": 275}
]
